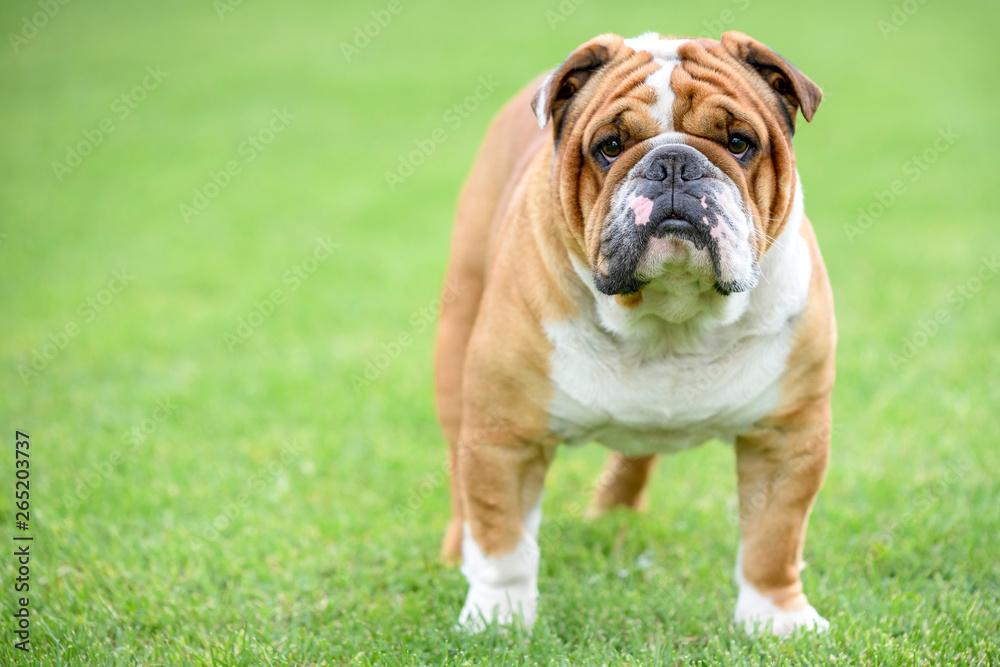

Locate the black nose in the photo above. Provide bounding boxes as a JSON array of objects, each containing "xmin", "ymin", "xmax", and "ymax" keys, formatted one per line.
[{"xmin": 642, "ymin": 148, "xmax": 705, "ymax": 183}]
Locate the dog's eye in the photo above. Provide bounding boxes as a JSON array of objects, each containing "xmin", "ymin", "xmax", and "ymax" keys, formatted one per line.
[
  {"xmin": 599, "ymin": 138, "xmax": 622, "ymax": 161},
  {"xmin": 727, "ymin": 135, "xmax": 751, "ymax": 159}
]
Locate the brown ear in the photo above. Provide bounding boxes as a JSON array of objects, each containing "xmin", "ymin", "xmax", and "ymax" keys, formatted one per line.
[
  {"xmin": 721, "ymin": 31, "xmax": 822, "ymax": 132},
  {"xmin": 531, "ymin": 34, "xmax": 623, "ymax": 140}
]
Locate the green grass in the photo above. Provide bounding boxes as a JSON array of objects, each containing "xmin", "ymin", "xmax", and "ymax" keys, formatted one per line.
[{"xmin": 1, "ymin": 0, "xmax": 998, "ymax": 664}]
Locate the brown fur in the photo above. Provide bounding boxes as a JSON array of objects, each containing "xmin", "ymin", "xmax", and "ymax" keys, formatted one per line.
[
  {"xmin": 586, "ymin": 453, "xmax": 659, "ymax": 517},
  {"xmin": 435, "ymin": 31, "xmax": 833, "ymax": 617},
  {"xmin": 734, "ymin": 217, "xmax": 835, "ymax": 609},
  {"xmin": 434, "ymin": 79, "xmax": 550, "ymax": 559}
]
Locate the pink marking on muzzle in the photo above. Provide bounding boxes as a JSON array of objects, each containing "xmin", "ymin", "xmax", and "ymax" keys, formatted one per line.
[
  {"xmin": 711, "ymin": 214, "xmax": 727, "ymax": 240},
  {"xmin": 629, "ymin": 195, "xmax": 655, "ymax": 226}
]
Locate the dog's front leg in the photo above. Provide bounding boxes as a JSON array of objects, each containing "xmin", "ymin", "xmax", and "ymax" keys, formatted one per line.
[
  {"xmin": 733, "ymin": 398, "xmax": 832, "ymax": 636},
  {"xmin": 456, "ymin": 420, "xmax": 554, "ymax": 632}
]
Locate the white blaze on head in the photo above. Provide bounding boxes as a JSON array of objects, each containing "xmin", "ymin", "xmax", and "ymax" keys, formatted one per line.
[{"xmin": 623, "ymin": 33, "xmax": 690, "ymax": 133}]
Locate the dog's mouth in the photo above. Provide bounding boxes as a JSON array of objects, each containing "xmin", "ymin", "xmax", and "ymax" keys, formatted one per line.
[
  {"xmin": 593, "ymin": 191, "xmax": 758, "ymax": 297},
  {"xmin": 653, "ymin": 218, "xmax": 695, "ymax": 233},
  {"xmin": 648, "ymin": 213, "xmax": 710, "ymax": 249}
]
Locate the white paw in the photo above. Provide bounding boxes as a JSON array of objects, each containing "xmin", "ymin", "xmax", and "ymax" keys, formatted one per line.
[
  {"xmin": 457, "ymin": 502, "xmax": 542, "ymax": 633},
  {"xmin": 734, "ymin": 584, "xmax": 830, "ymax": 637},
  {"xmin": 735, "ymin": 602, "xmax": 830, "ymax": 637},
  {"xmin": 457, "ymin": 581, "xmax": 537, "ymax": 632}
]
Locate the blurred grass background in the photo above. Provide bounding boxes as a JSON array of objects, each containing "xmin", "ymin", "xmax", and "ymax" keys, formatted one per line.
[{"xmin": 0, "ymin": 0, "xmax": 998, "ymax": 664}]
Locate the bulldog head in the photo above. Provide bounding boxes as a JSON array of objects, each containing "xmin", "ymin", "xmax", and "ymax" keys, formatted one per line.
[{"xmin": 532, "ymin": 32, "xmax": 821, "ymax": 299}]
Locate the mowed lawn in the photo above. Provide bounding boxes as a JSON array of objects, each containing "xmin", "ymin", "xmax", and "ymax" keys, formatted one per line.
[{"xmin": 0, "ymin": 0, "xmax": 998, "ymax": 664}]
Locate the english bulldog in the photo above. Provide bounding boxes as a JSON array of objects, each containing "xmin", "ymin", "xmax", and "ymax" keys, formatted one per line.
[{"xmin": 433, "ymin": 31, "xmax": 834, "ymax": 637}]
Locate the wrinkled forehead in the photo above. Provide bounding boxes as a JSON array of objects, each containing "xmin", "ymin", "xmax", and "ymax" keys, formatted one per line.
[
  {"xmin": 613, "ymin": 32, "xmax": 775, "ymax": 141},
  {"xmin": 620, "ymin": 33, "xmax": 691, "ymax": 133}
]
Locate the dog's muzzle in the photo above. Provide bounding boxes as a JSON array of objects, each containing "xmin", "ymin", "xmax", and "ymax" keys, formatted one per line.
[{"xmin": 594, "ymin": 144, "xmax": 756, "ymax": 296}]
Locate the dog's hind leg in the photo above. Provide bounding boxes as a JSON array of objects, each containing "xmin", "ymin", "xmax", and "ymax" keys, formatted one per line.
[{"xmin": 586, "ymin": 453, "xmax": 658, "ymax": 518}]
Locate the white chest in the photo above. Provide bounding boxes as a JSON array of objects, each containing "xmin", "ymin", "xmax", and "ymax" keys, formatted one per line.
[
  {"xmin": 544, "ymin": 204, "xmax": 812, "ymax": 455},
  {"xmin": 544, "ymin": 313, "xmax": 797, "ymax": 454}
]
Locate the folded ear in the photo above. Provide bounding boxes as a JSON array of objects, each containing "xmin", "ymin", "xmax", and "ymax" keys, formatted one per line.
[
  {"xmin": 721, "ymin": 31, "xmax": 822, "ymax": 132},
  {"xmin": 531, "ymin": 34, "xmax": 624, "ymax": 139}
]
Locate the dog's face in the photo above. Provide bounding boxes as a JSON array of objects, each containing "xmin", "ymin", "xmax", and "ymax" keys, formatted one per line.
[{"xmin": 532, "ymin": 32, "xmax": 821, "ymax": 297}]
